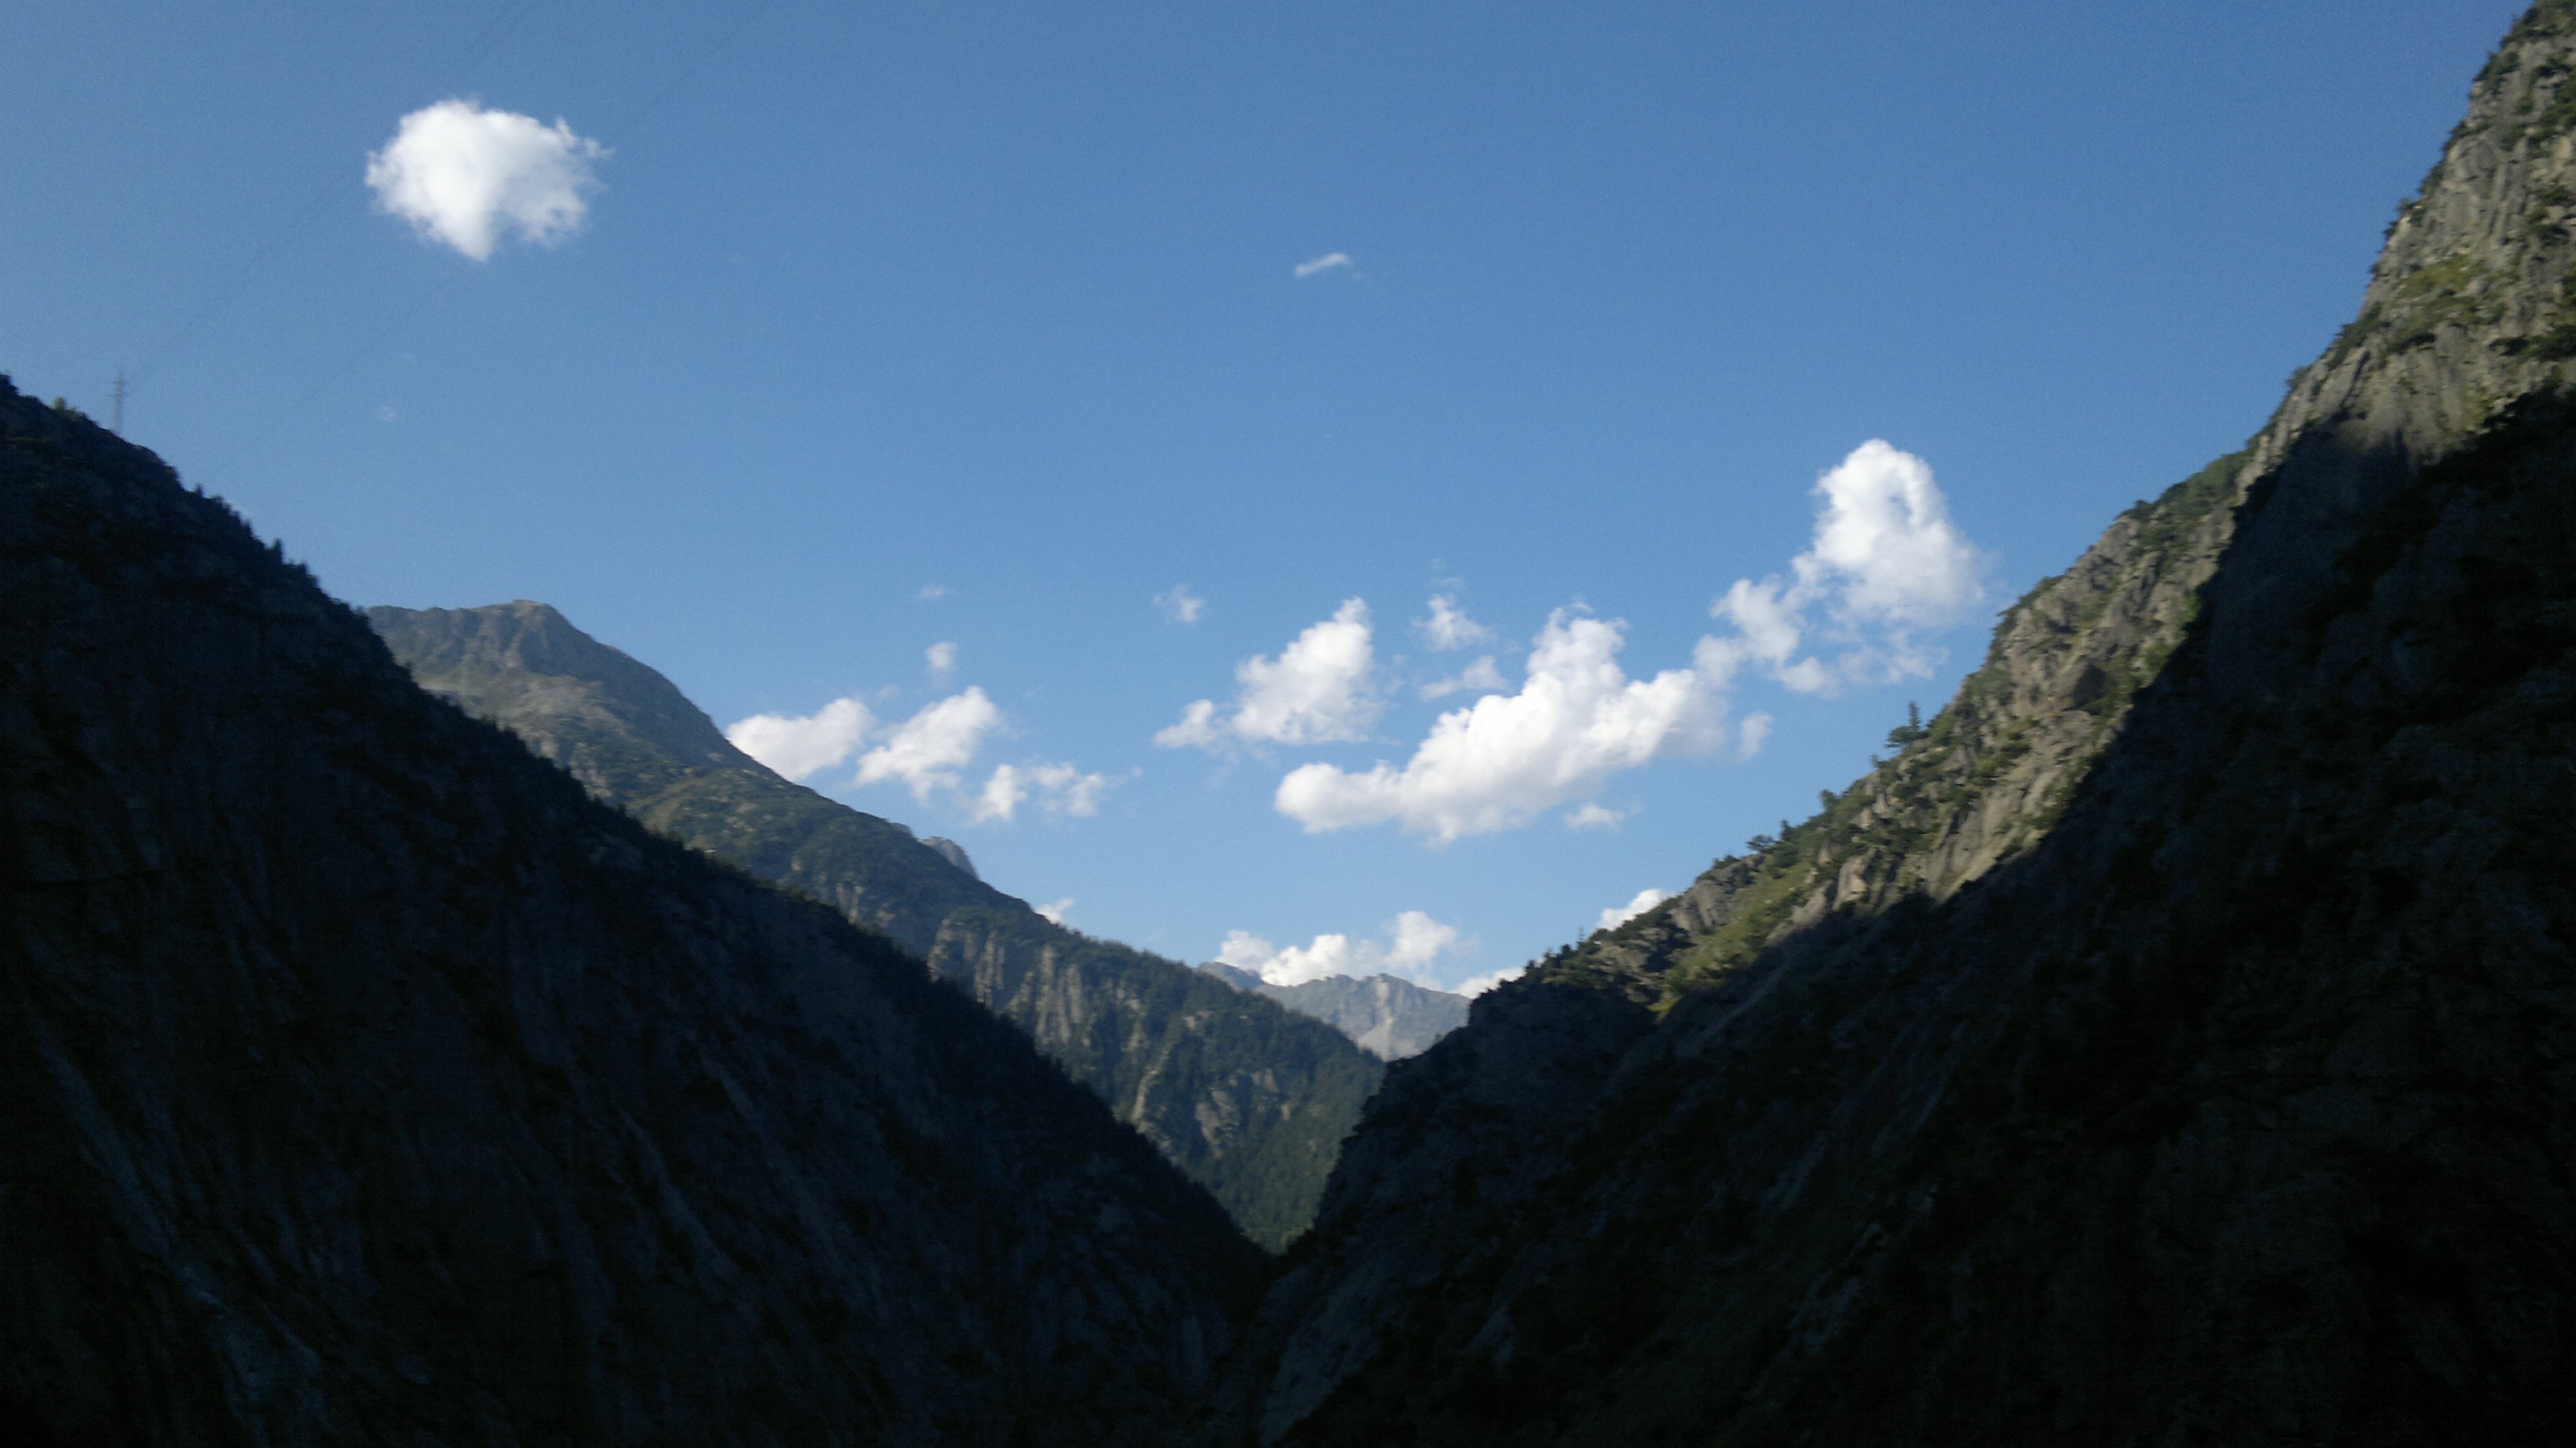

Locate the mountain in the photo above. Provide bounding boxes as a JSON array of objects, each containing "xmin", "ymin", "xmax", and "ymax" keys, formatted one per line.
[
  {"xmin": 367, "ymin": 602, "xmax": 1382, "ymax": 1250},
  {"xmin": 1207, "ymin": 8, "xmax": 2576, "ymax": 1443},
  {"xmin": 0, "ymin": 380, "xmax": 1263, "ymax": 1445},
  {"xmin": 1201, "ymin": 964, "xmax": 1470, "ymax": 1062}
]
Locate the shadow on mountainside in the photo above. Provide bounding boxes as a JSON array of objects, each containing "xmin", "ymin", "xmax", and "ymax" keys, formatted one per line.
[{"xmin": 1205, "ymin": 390, "xmax": 2576, "ymax": 1446}]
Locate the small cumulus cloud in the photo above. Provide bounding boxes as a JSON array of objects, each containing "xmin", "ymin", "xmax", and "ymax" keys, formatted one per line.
[
  {"xmin": 726, "ymin": 696, "xmax": 876, "ymax": 783},
  {"xmin": 1157, "ymin": 598, "xmax": 1379, "ymax": 750},
  {"xmin": 1275, "ymin": 611, "xmax": 1726, "ymax": 843},
  {"xmin": 1595, "ymin": 887, "xmax": 1670, "ymax": 933},
  {"xmin": 972, "ymin": 761, "xmax": 1115, "ymax": 823},
  {"xmin": 1214, "ymin": 910, "xmax": 1468, "ymax": 988},
  {"xmin": 857, "ymin": 688, "xmax": 1003, "ymax": 799},
  {"xmin": 1417, "ymin": 594, "xmax": 1495, "ymax": 651},
  {"xmin": 1156, "ymin": 585, "xmax": 1205, "ymax": 624},
  {"xmin": 730, "ymin": 682, "xmax": 1110, "ymax": 824},
  {"xmin": 1564, "ymin": 802, "xmax": 1627, "ymax": 831},
  {"xmin": 1450, "ymin": 964, "xmax": 1523, "ymax": 998},
  {"xmin": 1293, "ymin": 251, "xmax": 1355, "ymax": 279},
  {"xmin": 1737, "ymin": 711, "xmax": 1774, "ymax": 759},
  {"xmin": 926, "ymin": 641, "xmax": 958, "ymax": 678},
  {"xmin": 365, "ymin": 99, "xmax": 606, "ymax": 261},
  {"xmin": 1034, "ymin": 899, "xmax": 1073, "ymax": 925},
  {"xmin": 1696, "ymin": 441, "xmax": 1989, "ymax": 694}
]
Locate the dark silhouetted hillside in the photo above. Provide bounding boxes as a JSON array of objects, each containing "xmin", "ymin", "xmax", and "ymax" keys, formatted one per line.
[{"xmin": 0, "ymin": 381, "xmax": 1259, "ymax": 1447}]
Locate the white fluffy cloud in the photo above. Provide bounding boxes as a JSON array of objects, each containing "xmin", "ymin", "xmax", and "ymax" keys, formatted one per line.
[
  {"xmin": 1035, "ymin": 898, "xmax": 1073, "ymax": 924},
  {"xmin": 728, "ymin": 683, "xmax": 1109, "ymax": 825},
  {"xmin": 726, "ymin": 697, "xmax": 876, "ymax": 783},
  {"xmin": 1698, "ymin": 440, "xmax": 1988, "ymax": 694},
  {"xmin": 1156, "ymin": 586, "xmax": 1205, "ymax": 624},
  {"xmin": 857, "ymin": 688, "xmax": 1002, "ymax": 799},
  {"xmin": 1417, "ymin": 594, "xmax": 1495, "ymax": 651},
  {"xmin": 926, "ymin": 641, "xmax": 958, "ymax": 678},
  {"xmin": 1256, "ymin": 441, "xmax": 1980, "ymax": 843},
  {"xmin": 1215, "ymin": 910, "xmax": 1466, "ymax": 987},
  {"xmin": 365, "ymin": 99, "xmax": 606, "ymax": 261},
  {"xmin": 1595, "ymin": 887, "xmax": 1670, "ymax": 933},
  {"xmin": 1294, "ymin": 251, "xmax": 1354, "ymax": 279},
  {"xmin": 1449, "ymin": 964, "xmax": 1524, "ymax": 998},
  {"xmin": 1274, "ymin": 611, "xmax": 1725, "ymax": 842},
  {"xmin": 1157, "ymin": 598, "xmax": 1379, "ymax": 749},
  {"xmin": 972, "ymin": 761, "xmax": 1113, "ymax": 822}
]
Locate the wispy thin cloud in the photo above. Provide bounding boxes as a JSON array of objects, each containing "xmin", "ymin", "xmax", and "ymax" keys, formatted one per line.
[
  {"xmin": 1564, "ymin": 802, "xmax": 1627, "ymax": 831},
  {"xmin": 1156, "ymin": 585, "xmax": 1205, "ymax": 624},
  {"xmin": 1294, "ymin": 251, "xmax": 1355, "ymax": 280}
]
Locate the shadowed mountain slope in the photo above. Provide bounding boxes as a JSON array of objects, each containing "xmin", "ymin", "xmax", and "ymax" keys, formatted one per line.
[
  {"xmin": 368, "ymin": 602, "xmax": 1382, "ymax": 1250},
  {"xmin": 0, "ymin": 381, "xmax": 1261, "ymax": 1447},
  {"xmin": 1208, "ymin": 8, "xmax": 2576, "ymax": 1444}
]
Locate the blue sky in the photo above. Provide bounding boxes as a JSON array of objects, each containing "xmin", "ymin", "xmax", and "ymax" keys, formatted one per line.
[{"xmin": 3, "ymin": 0, "xmax": 2526, "ymax": 991}]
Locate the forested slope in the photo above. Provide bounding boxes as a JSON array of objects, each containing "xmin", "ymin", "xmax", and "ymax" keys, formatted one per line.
[{"xmin": 372, "ymin": 602, "xmax": 1382, "ymax": 1248}]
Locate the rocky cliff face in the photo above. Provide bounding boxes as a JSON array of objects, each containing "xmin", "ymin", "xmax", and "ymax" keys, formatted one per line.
[
  {"xmin": 369, "ymin": 604, "xmax": 1381, "ymax": 1250},
  {"xmin": 1202, "ymin": 965, "xmax": 1470, "ymax": 1062},
  {"xmin": 1206, "ymin": 7, "xmax": 2576, "ymax": 1443},
  {"xmin": 0, "ymin": 384, "xmax": 1261, "ymax": 1447}
]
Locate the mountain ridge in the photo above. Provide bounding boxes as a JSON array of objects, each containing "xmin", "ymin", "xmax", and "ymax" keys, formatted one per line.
[
  {"xmin": 0, "ymin": 381, "xmax": 1259, "ymax": 1446},
  {"xmin": 369, "ymin": 601, "xmax": 1383, "ymax": 1248}
]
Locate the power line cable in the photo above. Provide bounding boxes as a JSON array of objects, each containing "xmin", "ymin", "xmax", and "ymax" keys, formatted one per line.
[
  {"xmin": 200, "ymin": 276, "xmax": 462, "ymax": 481},
  {"xmin": 195, "ymin": 0, "xmax": 782, "ymax": 481},
  {"xmin": 600, "ymin": 0, "xmax": 779, "ymax": 146},
  {"xmin": 131, "ymin": 0, "xmax": 550, "ymax": 385}
]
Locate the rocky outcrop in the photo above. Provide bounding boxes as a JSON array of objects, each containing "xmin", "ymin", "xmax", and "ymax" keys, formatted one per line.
[
  {"xmin": 1201, "ymin": 965, "xmax": 1471, "ymax": 1062},
  {"xmin": 370, "ymin": 604, "xmax": 1381, "ymax": 1249},
  {"xmin": 922, "ymin": 835, "xmax": 978, "ymax": 878},
  {"xmin": 0, "ymin": 382, "xmax": 1261, "ymax": 1446},
  {"xmin": 1207, "ymin": 7, "xmax": 2576, "ymax": 1443}
]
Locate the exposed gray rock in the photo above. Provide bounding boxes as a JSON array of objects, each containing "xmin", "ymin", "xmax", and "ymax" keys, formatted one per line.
[
  {"xmin": 922, "ymin": 835, "xmax": 978, "ymax": 878},
  {"xmin": 1200, "ymin": 966, "xmax": 1471, "ymax": 1061}
]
